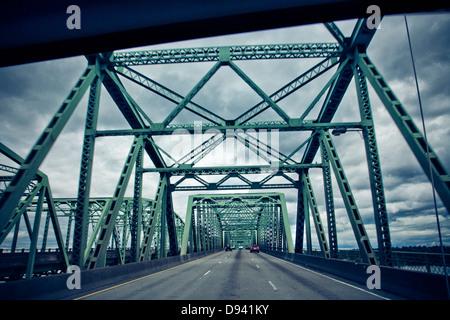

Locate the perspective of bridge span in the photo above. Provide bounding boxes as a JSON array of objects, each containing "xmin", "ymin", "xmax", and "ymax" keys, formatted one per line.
[{"xmin": 0, "ymin": 3, "xmax": 449, "ymax": 300}]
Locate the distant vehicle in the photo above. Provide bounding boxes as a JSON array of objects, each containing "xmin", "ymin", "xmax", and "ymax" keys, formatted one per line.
[
  {"xmin": 245, "ymin": 245, "xmax": 250, "ymax": 250},
  {"xmin": 238, "ymin": 245, "xmax": 243, "ymax": 250},
  {"xmin": 231, "ymin": 245, "xmax": 236, "ymax": 250},
  {"xmin": 225, "ymin": 245, "xmax": 232, "ymax": 251},
  {"xmin": 250, "ymin": 245, "xmax": 259, "ymax": 253}
]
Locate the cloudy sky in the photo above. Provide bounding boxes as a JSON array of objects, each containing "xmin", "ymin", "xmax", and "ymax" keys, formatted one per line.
[{"xmin": 0, "ymin": 12, "xmax": 449, "ymax": 251}]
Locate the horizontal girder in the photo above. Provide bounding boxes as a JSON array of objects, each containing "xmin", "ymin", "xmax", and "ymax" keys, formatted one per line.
[
  {"xmin": 143, "ymin": 163, "xmax": 322, "ymax": 175},
  {"xmin": 95, "ymin": 121, "xmax": 363, "ymax": 136},
  {"xmin": 112, "ymin": 43, "xmax": 342, "ymax": 65}
]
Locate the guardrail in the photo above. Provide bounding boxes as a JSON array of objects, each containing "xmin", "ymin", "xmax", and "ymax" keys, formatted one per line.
[
  {"xmin": 263, "ymin": 249, "xmax": 449, "ymax": 300},
  {"xmin": 307, "ymin": 249, "xmax": 450, "ymax": 275},
  {"xmin": 0, "ymin": 249, "xmax": 220, "ymax": 300}
]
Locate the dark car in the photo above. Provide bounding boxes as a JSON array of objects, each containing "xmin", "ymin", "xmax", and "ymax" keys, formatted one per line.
[
  {"xmin": 250, "ymin": 245, "xmax": 259, "ymax": 253},
  {"xmin": 225, "ymin": 245, "xmax": 232, "ymax": 251}
]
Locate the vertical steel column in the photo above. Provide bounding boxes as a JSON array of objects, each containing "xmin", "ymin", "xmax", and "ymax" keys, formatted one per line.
[
  {"xmin": 25, "ymin": 185, "xmax": 45, "ymax": 279},
  {"xmin": 321, "ymin": 130, "xmax": 377, "ymax": 264},
  {"xmin": 279, "ymin": 193, "xmax": 295, "ymax": 253},
  {"xmin": 303, "ymin": 172, "xmax": 330, "ymax": 258},
  {"xmin": 321, "ymin": 141, "xmax": 338, "ymax": 258},
  {"xmin": 40, "ymin": 212, "xmax": 51, "ymax": 251},
  {"xmin": 354, "ymin": 64, "xmax": 392, "ymax": 266},
  {"xmin": 303, "ymin": 173, "xmax": 312, "ymax": 255},
  {"xmin": 88, "ymin": 136, "xmax": 142, "ymax": 269},
  {"xmin": 180, "ymin": 196, "xmax": 194, "ymax": 255},
  {"xmin": 295, "ymin": 173, "xmax": 306, "ymax": 253},
  {"xmin": 358, "ymin": 53, "xmax": 450, "ymax": 213},
  {"xmin": 165, "ymin": 182, "xmax": 179, "ymax": 256},
  {"xmin": 130, "ymin": 146, "xmax": 143, "ymax": 262},
  {"xmin": 44, "ymin": 182, "xmax": 70, "ymax": 269},
  {"xmin": 159, "ymin": 183, "xmax": 167, "ymax": 258},
  {"xmin": 139, "ymin": 175, "xmax": 167, "ymax": 261},
  {"xmin": 73, "ymin": 75, "xmax": 101, "ymax": 268}
]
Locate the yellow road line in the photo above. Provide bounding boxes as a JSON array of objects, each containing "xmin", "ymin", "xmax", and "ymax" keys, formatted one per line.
[{"xmin": 74, "ymin": 251, "xmax": 222, "ymax": 300}]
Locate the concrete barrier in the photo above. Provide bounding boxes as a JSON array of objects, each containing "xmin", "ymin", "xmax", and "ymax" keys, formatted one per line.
[
  {"xmin": 263, "ymin": 249, "xmax": 449, "ymax": 300},
  {"xmin": 0, "ymin": 250, "xmax": 220, "ymax": 300}
]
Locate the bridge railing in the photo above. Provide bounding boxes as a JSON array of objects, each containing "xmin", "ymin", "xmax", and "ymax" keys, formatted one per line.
[{"xmin": 307, "ymin": 248, "xmax": 450, "ymax": 275}]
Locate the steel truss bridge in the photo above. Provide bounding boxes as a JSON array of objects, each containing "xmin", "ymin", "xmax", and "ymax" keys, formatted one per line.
[{"xmin": 0, "ymin": 3, "xmax": 449, "ymax": 292}]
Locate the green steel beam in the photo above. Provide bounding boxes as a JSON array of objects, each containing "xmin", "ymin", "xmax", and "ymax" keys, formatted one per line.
[
  {"xmin": 0, "ymin": 179, "xmax": 43, "ymax": 245},
  {"xmin": 87, "ymin": 137, "xmax": 143, "ymax": 269},
  {"xmin": 143, "ymin": 163, "xmax": 322, "ymax": 175},
  {"xmin": 320, "ymin": 136, "xmax": 338, "ymax": 258},
  {"xmin": 0, "ymin": 66, "xmax": 96, "ymax": 224},
  {"xmin": 116, "ymin": 66, "xmax": 226, "ymax": 126},
  {"xmin": 279, "ymin": 193, "xmax": 295, "ymax": 253},
  {"xmin": 321, "ymin": 130, "xmax": 377, "ymax": 265},
  {"xmin": 301, "ymin": 18, "xmax": 380, "ymax": 165},
  {"xmin": 139, "ymin": 175, "xmax": 168, "ymax": 261},
  {"xmin": 235, "ymin": 57, "xmax": 339, "ymax": 125},
  {"xmin": 354, "ymin": 64, "xmax": 392, "ymax": 266},
  {"xmin": 358, "ymin": 53, "xmax": 450, "ymax": 214},
  {"xmin": 162, "ymin": 61, "xmax": 222, "ymax": 128},
  {"xmin": 299, "ymin": 57, "xmax": 351, "ymax": 122},
  {"xmin": 0, "ymin": 145, "xmax": 69, "ymax": 271},
  {"xmin": 43, "ymin": 181, "xmax": 70, "ymax": 269},
  {"xmin": 303, "ymin": 173, "xmax": 330, "ymax": 258},
  {"xmin": 180, "ymin": 195, "xmax": 195, "ymax": 255},
  {"xmin": 112, "ymin": 43, "xmax": 342, "ymax": 66},
  {"xmin": 100, "ymin": 64, "xmax": 167, "ymax": 168},
  {"xmin": 323, "ymin": 22, "xmax": 346, "ymax": 47},
  {"xmin": 73, "ymin": 75, "xmax": 101, "ymax": 268},
  {"xmin": 165, "ymin": 183, "xmax": 179, "ymax": 257},
  {"xmin": 95, "ymin": 121, "xmax": 363, "ymax": 137},
  {"xmin": 25, "ymin": 185, "xmax": 45, "ymax": 279},
  {"xmin": 131, "ymin": 146, "xmax": 143, "ymax": 263},
  {"xmin": 228, "ymin": 60, "xmax": 290, "ymax": 123}
]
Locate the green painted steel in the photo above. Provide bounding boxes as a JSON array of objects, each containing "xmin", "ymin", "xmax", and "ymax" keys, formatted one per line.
[
  {"xmin": 353, "ymin": 64, "xmax": 392, "ymax": 266},
  {"xmin": 1, "ymin": 17, "xmax": 449, "ymax": 281},
  {"xmin": 0, "ymin": 66, "xmax": 96, "ymax": 227},
  {"xmin": 0, "ymin": 143, "xmax": 70, "ymax": 275},
  {"xmin": 87, "ymin": 137, "xmax": 143, "ymax": 269},
  {"xmin": 180, "ymin": 193, "xmax": 294, "ymax": 255},
  {"xmin": 358, "ymin": 53, "xmax": 450, "ymax": 213},
  {"xmin": 112, "ymin": 43, "xmax": 342, "ymax": 66},
  {"xmin": 320, "ymin": 130, "xmax": 377, "ymax": 265},
  {"xmin": 73, "ymin": 75, "xmax": 101, "ymax": 268},
  {"xmin": 302, "ymin": 173, "xmax": 330, "ymax": 259}
]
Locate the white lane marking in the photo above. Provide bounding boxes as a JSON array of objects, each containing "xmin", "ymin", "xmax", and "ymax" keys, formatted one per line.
[
  {"xmin": 218, "ymin": 261, "xmax": 222, "ymax": 264},
  {"xmin": 268, "ymin": 254, "xmax": 390, "ymax": 300},
  {"xmin": 203, "ymin": 270, "xmax": 211, "ymax": 276},
  {"xmin": 268, "ymin": 281, "xmax": 278, "ymax": 291},
  {"xmin": 256, "ymin": 264, "xmax": 260, "ymax": 269}
]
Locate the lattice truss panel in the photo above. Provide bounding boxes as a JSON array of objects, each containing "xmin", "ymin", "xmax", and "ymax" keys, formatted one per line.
[{"xmin": 1, "ymin": 17, "xmax": 449, "ymax": 276}]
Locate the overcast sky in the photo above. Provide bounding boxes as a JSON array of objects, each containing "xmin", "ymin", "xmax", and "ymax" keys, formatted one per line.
[{"xmin": 0, "ymin": 13, "xmax": 449, "ymax": 251}]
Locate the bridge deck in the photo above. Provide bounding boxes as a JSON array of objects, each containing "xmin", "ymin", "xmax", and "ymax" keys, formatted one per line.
[{"xmin": 74, "ymin": 250, "xmax": 398, "ymax": 300}]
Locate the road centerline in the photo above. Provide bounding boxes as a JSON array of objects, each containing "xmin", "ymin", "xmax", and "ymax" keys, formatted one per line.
[{"xmin": 268, "ymin": 280, "xmax": 278, "ymax": 291}]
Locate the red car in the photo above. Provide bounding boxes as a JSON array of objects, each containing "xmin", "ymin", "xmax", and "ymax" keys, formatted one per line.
[{"xmin": 250, "ymin": 245, "xmax": 259, "ymax": 253}]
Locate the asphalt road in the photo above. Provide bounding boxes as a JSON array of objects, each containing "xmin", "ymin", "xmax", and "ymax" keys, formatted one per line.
[{"xmin": 75, "ymin": 250, "xmax": 395, "ymax": 300}]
